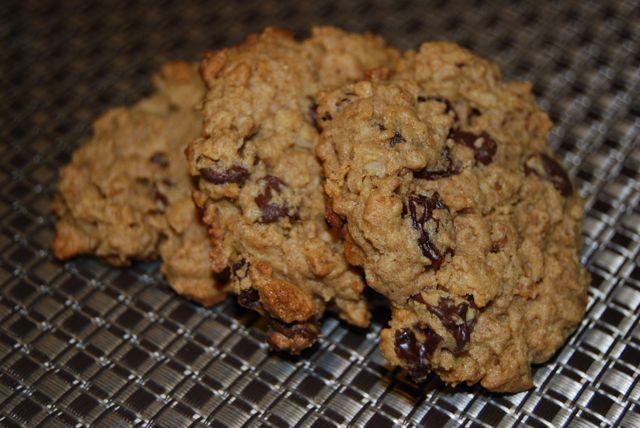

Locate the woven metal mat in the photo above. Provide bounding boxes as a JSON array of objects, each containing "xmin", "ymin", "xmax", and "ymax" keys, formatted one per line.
[{"xmin": 1, "ymin": 0, "xmax": 639, "ymax": 426}]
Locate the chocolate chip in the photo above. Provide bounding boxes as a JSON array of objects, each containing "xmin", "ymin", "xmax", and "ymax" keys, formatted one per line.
[
  {"xmin": 451, "ymin": 130, "xmax": 497, "ymax": 165},
  {"xmin": 414, "ymin": 147, "xmax": 459, "ymax": 180},
  {"xmin": 524, "ymin": 153, "xmax": 573, "ymax": 197},
  {"xmin": 150, "ymin": 152, "xmax": 169, "ymax": 168},
  {"xmin": 255, "ymin": 175, "xmax": 298, "ymax": 224},
  {"xmin": 417, "ymin": 96, "xmax": 426, "ymax": 103},
  {"xmin": 200, "ymin": 165, "xmax": 250, "ymax": 185},
  {"xmin": 402, "ymin": 193, "xmax": 453, "ymax": 268},
  {"xmin": 238, "ymin": 288, "xmax": 259, "ymax": 309},
  {"xmin": 389, "ymin": 131, "xmax": 406, "ymax": 147},
  {"xmin": 424, "ymin": 297, "xmax": 477, "ymax": 352}
]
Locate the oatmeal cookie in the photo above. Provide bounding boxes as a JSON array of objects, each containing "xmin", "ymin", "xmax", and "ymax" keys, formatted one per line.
[
  {"xmin": 187, "ymin": 27, "xmax": 399, "ymax": 353},
  {"xmin": 317, "ymin": 42, "xmax": 589, "ymax": 391},
  {"xmin": 53, "ymin": 62, "xmax": 228, "ymax": 307}
]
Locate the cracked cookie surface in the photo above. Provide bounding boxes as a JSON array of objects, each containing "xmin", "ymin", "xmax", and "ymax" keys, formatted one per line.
[
  {"xmin": 317, "ymin": 42, "xmax": 589, "ymax": 391},
  {"xmin": 53, "ymin": 62, "xmax": 228, "ymax": 307},
  {"xmin": 187, "ymin": 27, "xmax": 399, "ymax": 353}
]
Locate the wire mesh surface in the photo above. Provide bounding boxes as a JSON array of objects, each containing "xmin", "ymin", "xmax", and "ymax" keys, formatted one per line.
[{"xmin": 1, "ymin": 0, "xmax": 639, "ymax": 426}]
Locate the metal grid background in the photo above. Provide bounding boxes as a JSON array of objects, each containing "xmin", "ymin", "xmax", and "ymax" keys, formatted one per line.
[{"xmin": 1, "ymin": 0, "xmax": 639, "ymax": 426}]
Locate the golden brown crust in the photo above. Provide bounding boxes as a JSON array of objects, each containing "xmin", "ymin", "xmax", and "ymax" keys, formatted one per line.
[
  {"xmin": 53, "ymin": 61, "xmax": 228, "ymax": 307},
  {"xmin": 187, "ymin": 27, "xmax": 400, "ymax": 352},
  {"xmin": 318, "ymin": 42, "xmax": 589, "ymax": 392}
]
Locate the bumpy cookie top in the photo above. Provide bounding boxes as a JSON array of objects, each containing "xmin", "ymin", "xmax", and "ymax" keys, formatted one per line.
[
  {"xmin": 317, "ymin": 42, "xmax": 589, "ymax": 391},
  {"xmin": 187, "ymin": 27, "xmax": 399, "ymax": 352},
  {"xmin": 53, "ymin": 62, "xmax": 226, "ymax": 307}
]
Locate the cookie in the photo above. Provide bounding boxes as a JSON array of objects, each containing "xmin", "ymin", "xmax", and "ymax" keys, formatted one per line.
[
  {"xmin": 187, "ymin": 27, "xmax": 399, "ymax": 353},
  {"xmin": 317, "ymin": 42, "xmax": 589, "ymax": 391},
  {"xmin": 53, "ymin": 62, "xmax": 228, "ymax": 307}
]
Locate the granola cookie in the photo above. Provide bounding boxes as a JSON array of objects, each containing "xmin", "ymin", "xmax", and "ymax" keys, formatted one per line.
[
  {"xmin": 187, "ymin": 27, "xmax": 399, "ymax": 353},
  {"xmin": 317, "ymin": 42, "xmax": 589, "ymax": 391},
  {"xmin": 53, "ymin": 62, "xmax": 228, "ymax": 307}
]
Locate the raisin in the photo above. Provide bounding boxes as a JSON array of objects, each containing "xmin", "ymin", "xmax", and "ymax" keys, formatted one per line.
[
  {"xmin": 414, "ymin": 147, "xmax": 459, "ymax": 180},
  {"xmin": 150, "ymin": 152, "xmax": 169, "ymax": 167},
  {"xmin": 200, "ymin": 165, "xmax": 250, "ymax": 185},
  {"xmin": 402, "ymin": 193, "xmax": 453, "ymax": 268},
  {"xmin": 451, "ymin": 130, "xmax": 497, "ymax": 165},
  {"xmin": 237, "ymin": 287, "xmax": 259, "ymax": 309},
  {"xmin": 424, "ymin": 296, "xmax": 478, "ymax": 352},
  {"xmin": 524, "ymin": 153, "xmax": 573, "ymax": 197},
  {"xmin": 389, "ymin": 131, "xmax": 406, "ymax": 147},
  {"xmin": 255, "ymin": 175, "xmax": 298, "ymax": 224}
]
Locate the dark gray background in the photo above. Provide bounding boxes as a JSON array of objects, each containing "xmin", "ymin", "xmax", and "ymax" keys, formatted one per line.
[{"xmin": 0, "ymin": 0, "xmax": 639, "ymax": 426}]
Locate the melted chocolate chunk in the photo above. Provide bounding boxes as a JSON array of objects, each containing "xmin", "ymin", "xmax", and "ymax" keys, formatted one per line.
[
  {"xmin": 425, "ymin": 297, "xmax": 478, "ymax": 352},
  {"xmin": 255, "ymin": 175, "xmax": 298, "ymax": 224},
  {"xmin": 402, "ymin": 193, "xmax": 452, "ymax": 268},
  {"xmin": 451, "ymin": 130, "xmax": 497, "ymax": 165},
  {"xmin": 150, "ymin": 152, "xmax": 169, "ymax": 168},
  {"xmin": 237, "ymin": 288, "xmax": 259, "ymax": 309},
  {"xmin": 389, "ymin": 131, "xmax": 406, "ymax": 147},
  {"xmin": 524, "ymin": 153, "xmax": 573, "ymax": 197},
  {"xmin": 394, "ymin": 327, "xmax": 441, "ymax": 381},
  {"xmin": 200, "ymin": 165, "xmax": 250, "ymax": 185},
  {"xmin": 395, "ymin": 328, "xmax": 421, "ymax": 366},
  {"xmin": 414, "ymin": 147, "xmax": 459, "ymax": 180},
  {"xmin": 420, "ymin": 327, "xmax": 442, "ymax": 358}
]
